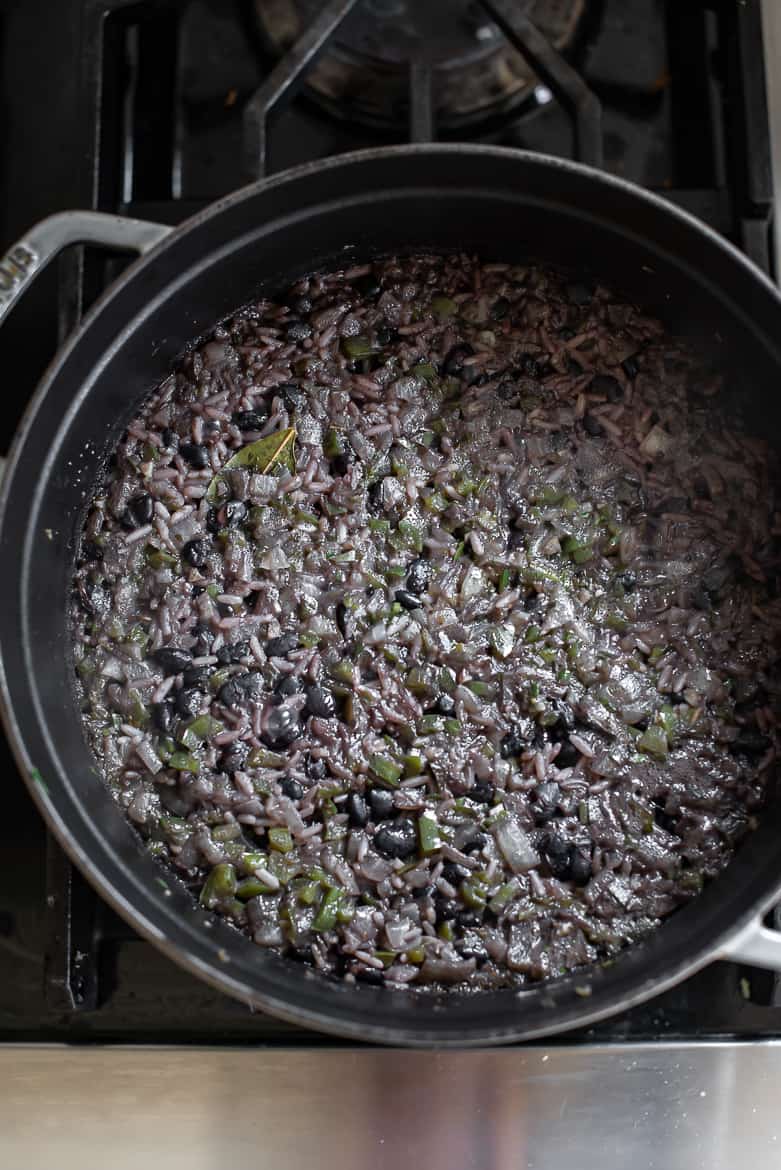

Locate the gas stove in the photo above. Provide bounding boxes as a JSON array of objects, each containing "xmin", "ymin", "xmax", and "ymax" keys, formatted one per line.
[{"xmin": 0, "ymin": 1, "xmax": 780, "ymax": 1164}]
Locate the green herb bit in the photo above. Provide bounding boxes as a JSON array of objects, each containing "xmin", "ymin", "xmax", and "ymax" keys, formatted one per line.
[
  {"xmin": 268, "ymin": 827, "xmax": 294, "ymax": 853},
  {"xmin": 637, "ymin": 725, "xmax": 669, "ymax": 760},
  {"xmin": 369, "ymin": 753, "xmax": 403, "ymax": 787},
  {"xmin": 200, "ymin": 863, "xmax": 237, "ymax": 909},
  {"xmin": 324, "ymin": 427, "xmax": 344, "ymax": 458},
  {"xmin": 461, "ymin": 878, "xmax": 490, "ymax": 909},
  {"xmin": 404, "ymin": 752, "xmax": 424, "ymax": 777},
  {"xmin": 178, "ymin": 714, "xmax": 223, "ymax": 750},
  {"xmin": 430, "ymin": 295, "xmax": 458, "ymax": 320},
  {"xmin": 412, "ymin": 361, "xmax": 438, "ymax": 381},
  {"xmin": 312, "ymin": 887, "xmax": 353, "ymax": 932},
  {"xmin": 418, "ymin": 811, "xmax": 441, "ymax": 855},
  {"xmin": 168, "ymin": 751, "xmax": 199, "ymax": 775},
  {"xmin": 488, "ymin": 879, "xmax": 521, "ymax": 914},
  {"xmin": 246, "ymin": 747, "xmax": 287, "ymax": 769},
  {"xmin": 146, "ymin": 546, "xmax": 178, "ymax": 570},
  {"xmin": 341, "ymin": 335, "xmax": 377, "ymax": 360}
]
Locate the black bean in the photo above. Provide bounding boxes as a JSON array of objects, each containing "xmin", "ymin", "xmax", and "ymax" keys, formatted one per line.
[
  {"xmin": 567, "ymin": 357, "xmax": 583, "ymax": 376},
  {"xmin": 413, "ymin": 883, "xmax": 436, "ymax": 900},
  {"xmin": 355, "ymin": 967, "xmax": 384, "ymax": 986},
  {"xmin": 460, "ymin": 829, "xmax": 488, "ymax": 855},
  {"xmin": 128, "ymin": 493, "xmax": 154, "ymax": 526},
  {"xmin": 216, "ymin": 641, "xmax": 251, "ymax": 665},
  {"xmin": 516, "ymin": 352, "xmax": 545, "ymax": 380},
  {"xmin": 583, "ymin": 413, "xmax": 604, "ymax": 437},
  {"xmin": 353, "ymin": 272, "xmax": 382, "ymax": 299},
  {"xmin": 305, "ymin": 755, "xmax": 328, "ymax": 781},
  {"xmin": 224, "ymin": 500, "xmax": 247, "ymax": 527},
  {"xmin": 566, "ymin": 282, "xmax": 592, "ymax": 306},
  {"xmin": 570, "ymin": 844, "xmax": 593, "ymax": 886},
  {"xmin": 82, "ymin": 540, "xmax": 103, "ymax": 562},
  {"xmin": 500, "ymin": 730, "xmax": 526, "ymax": 758},
  {"xmin": 218, "ymin": 673, "xmax": 260, "ymax": 708},
  {"xmin": 691, "ymin": 584, "xmax": 712, "ymax": 611},
  {"xmin": 730, "ymin": 730, "xmax": 772, "ymax": 759},
  {"xmin": 652, "ymin": 797, "xmax": 678, "ymax": 833},
  {"xmin": 497, "ymin": 380, "xmax": 516, "ymax": 400},
  {"xmin": 442, "ymin": 342, "xmax": 475, "ymax": 376},
  {"xmin": 262, "ymin": 704, "xmax": 300, "ymax": 749},
  {"xmin": 221, "ymin": 742, "xmax": 250, "ymax": 773},
  {"xmin": 433, "ymin": 894, "xmax": 459, "ymax": 922},
  {"xmin": 281, "ymin": 776, "xmax": 305, "ymax": 801},
  {"xmin": 182, "ymin": 664, "xmax": 211, "ymax": 688},
  {"xmin": 182, "ymin": 538, "xmax": 209, "ymax": 568},
  {"xmin": 330, "ymin": 453, "xmax": 351, "ymax": 477},
  {"xmin": 543, "ymin": 834, "xmax": 573, "ymax": 880},
  {"xmin": 286, "ymin": 320, "xmax": 312, "ymax": 342},
  {"xmin": 366, "ymin": 480, "xmax": 384, "ymax": 515},
  {"xmin": 236, "ymin": 672, "xmax": 263, "ymax": 699},
  {"xmin": 620, "ymin": 570, "xmax": 637, "ymax": 593},
  {"xmin": 457, "ymin": 910, "xmax": 485, "ymax": 930},
  {"xmin": 555, "ymin": 740, "xmax": 580, "ymax": 769},
  {"xmin": 152, "ymin": 699, "xmax": 176, "ymax": 734},
  {"xmin": 265, "ymin": 633, "xmax": 299, "ymax": 658},
  {"xmin": 431, "ymin": 693, "xmax": 456, "ymax": 717},
  {"xmin": 162, "ymin": 427, "xmax": 178, "ymax": 449},
  {"xmin": 305, "ymin": 685, "xmax": 336, "ymax": 719},
  {"xmin": 470, "ymin": 780, "xmax": 495, "ymax": 805},
  {"xmin": 335, "ymin": 601, "xmax": 349, "ymax": 638},
  {"xmin": 175, "ymin": 687, "xmax": 203, "ymax": 719},
  {"xmin": 550, "ymin": 700, "xmax": 576, "ymax": 737},
  {"xmin": 291, "ymin": 294, "xmax": 313, "ymax": 314},
  {"xmin": 621, "ymin": 354, "xmax": 640, "ymax": 380},
  {"xmin": 374, "ymin": 818, "xmax": 417, "ymax": 859},
  {"xmin": 190, "ymin": 623, "xmax": 213, "ymax": 655},
  {"xmin": 275, "ymin": 675, "xmax": 303, "ymax": 698},
  {"xmin": 179, "ymin": 442, "xmax": 209, "ymax": 469},
  {"xmin": 346, "ymin": 792, "xmax": 369, "ymax": 827},
  {"xmin": 152, "ymin": 647, "xmax": 193, "ymax": 675},
  {"xmin": 278, "ymin": 383, "xmax": 305, "ymax": 412},
  {"xmin": 441, "ymin": 862, "xmax": 470, "ymax": 886},
  {"xmin": 406, "ymin": 557, "xmax": 430, "ymax": 595},
  {"xmin": 533, "ymin": 781, "xmax": 561, "ymax": 823},
  {"xmin": 559, "ymin": 326, "xmax": 575, "ymax": 341},
  {"xmin": 491, "ymin": 296, "xmax": 511, "ymax": 321},
  {"xmin": 394, "ymin": 589, "xmax": 421, "ymax": 611},
  {"xmin": 590, "ymin": 373, "xmax": 623, "ymax": 402},
  {"xmin": 376, "ymin": 324, "xmax": 400, "ymax": 346},
  {"xmin": 368, "ymin": 788, "xmax": 395, "ymax": 821},
  {"xmin": 231, "ymin": 409, "xmax": 267, "ymax": 432},
  {"xmin": 668, "ymin": 691, "xmax": 687, "ymax": 706},
  {"xmin": 119, "ymin": 508, "xmax": 137, "ymax": 531}
]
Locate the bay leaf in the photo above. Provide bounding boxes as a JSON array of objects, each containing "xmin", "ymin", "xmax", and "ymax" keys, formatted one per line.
[{"xmin": 206, "ymin": 427, "xmax": 296, "ymax": 504}]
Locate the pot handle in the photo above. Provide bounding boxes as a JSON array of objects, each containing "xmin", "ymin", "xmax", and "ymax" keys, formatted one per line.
[
  {"xmin": 719, "ymin": 914, "xmax": 781, "ymax": 971},
  {"xmin": 0, "ymin": 211, "xmax": 173, "ymax": 327}
]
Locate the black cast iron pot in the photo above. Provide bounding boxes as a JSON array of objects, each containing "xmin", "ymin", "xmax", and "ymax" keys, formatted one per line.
[{"xmin": 1, "ymin": 145, "xmax": 781, "ymax": 1046}]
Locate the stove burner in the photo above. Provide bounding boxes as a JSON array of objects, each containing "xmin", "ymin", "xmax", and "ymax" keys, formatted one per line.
[{"xmin": 255, "ymin": 0, "xmax": 586, "ymax": 130}]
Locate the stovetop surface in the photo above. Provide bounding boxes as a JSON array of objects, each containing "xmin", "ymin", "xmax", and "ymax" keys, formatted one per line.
[{"xmin": 0, "ymin": 0, "xmax": 778, "ymax": 1045}]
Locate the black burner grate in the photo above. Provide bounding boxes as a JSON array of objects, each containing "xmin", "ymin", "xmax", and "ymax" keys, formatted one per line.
[{"xmin": 0, "ymin": 0, "xmax": 777, "ymax": 1043}]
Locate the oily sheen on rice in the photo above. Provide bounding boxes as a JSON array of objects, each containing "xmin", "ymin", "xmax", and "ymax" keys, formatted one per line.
[{"xmin": 72, "ymin": 254, "xmax": 780, "ymax": 991}]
